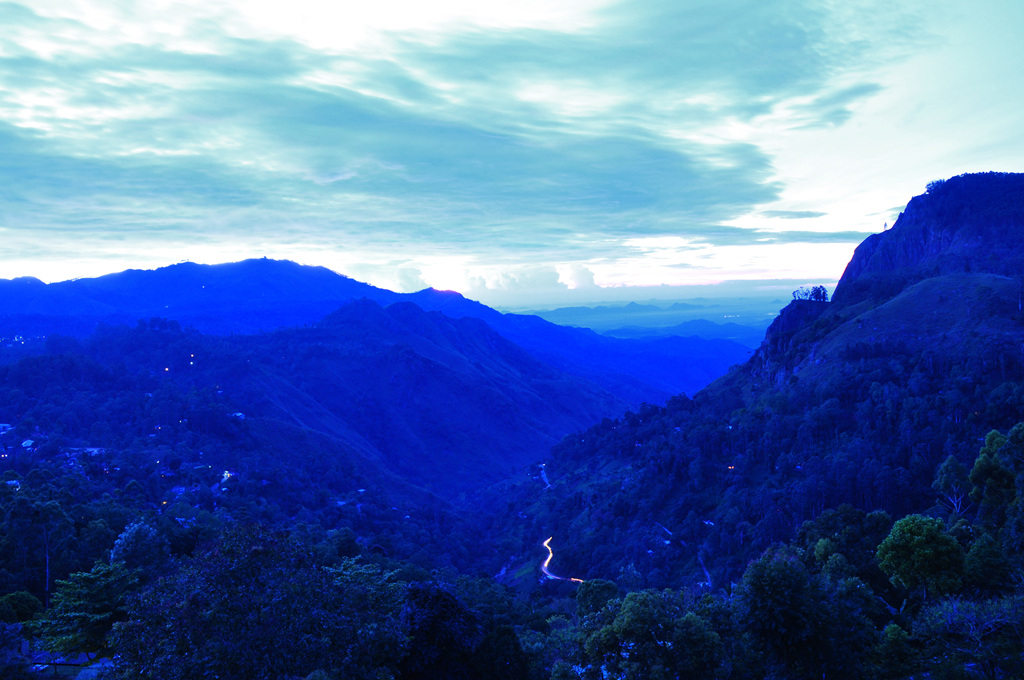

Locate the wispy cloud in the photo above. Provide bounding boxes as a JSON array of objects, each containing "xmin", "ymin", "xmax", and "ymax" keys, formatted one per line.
[{"xmin": 0, "ymin": 0, "xmax": 1020, "ymax": 305}]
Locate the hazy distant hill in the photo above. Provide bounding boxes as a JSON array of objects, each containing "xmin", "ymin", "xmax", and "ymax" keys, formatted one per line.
[
  {"xmin": 0, "ymin": 259, "xmax": 752, "ymax": 404},
  {"xmin": 524, "ymin": 298, "xmax": 781, "ymax": 333},
  {"xmin": 400, "ymin": 288, "xmax": 753, "ymax": 402},
  {"xmin": 601, "ymin": 318, "xmax": 766, "ymax": 348},
  {"xmin": 478, "ymin": 172, "xmax": 1024, "ymax": 588}
]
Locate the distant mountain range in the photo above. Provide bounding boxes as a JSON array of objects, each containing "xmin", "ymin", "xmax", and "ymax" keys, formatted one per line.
[
  {"xmin": 600, "ymin": 318, "xmax": 766, "ymax": 348},
  {"xmin": 524, "ymin": 299, "xmax": 781, "ymax": 336},
  {"xmin": 0, "ymin": 258, "xmax": 753, "ymax": 405}
]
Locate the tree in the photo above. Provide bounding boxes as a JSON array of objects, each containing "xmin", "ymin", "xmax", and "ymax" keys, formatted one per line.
[
  {"xmin": 915, "ymin": 595, "xmax": 1024, "ymax": 680},
  {"xmin": 111, "ymin": 526, "xmax": 407, "ymax": 680},
  {"xmin": 0, "ymin": 622, "xmax": 30, "ymax": 680},
  {"xmin": 0, "ymin": 592, "xmax": 41, "ymax": 623},
  {"xmin": 1, "ymin": 495, "xmax": 74, "ymax": 605},
  {"xmin": 575, "ymin": 579, "xmax": 618, "ymax": 617},
  {"xmin": 793, "ymin": 285, "xmax": 829, "ymax": 302},
  {"xmin": 876, "ymin": 514, "xmax": 964, "ymax": 600},
  {"xmin": 468, "ymin": 624, "xmax": 531, "ymax": 680},
  {"xmin": 34, "ymin": 561, "xmax": 138, "ymax": 656},
  {"xmin": 398, "ymin": 582, "xmax": 481, "ymax": 680},
  {"xmin": 970, "ymin": 440, "xmax": 1016, "ymax": 528},
  {"xmin": 734, "ymin": 546, "xmax": 823, "ymax": 676},
  {"xmin": 964, "ymin": 534, "xmax": 1011, "ymax": 594},
  {"xmin": 933, "ymin": 455, "xmax": 971, "ymax": 520},
  {"xmin": 581, "ymin": 589, "xmax": 721, "ymax": 680},
  {"xmin": 109, "ymin": 521, "xmax": 169, "ymax": 578},
  {"xmin": 867, "ymin": 624, "xmax": 919, "ymax": 680}
]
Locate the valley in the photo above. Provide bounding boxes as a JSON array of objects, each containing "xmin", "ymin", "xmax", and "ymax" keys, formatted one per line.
[{"xmin": 3, "ymin": 172, "xmax": 1024, "ymax": 679}]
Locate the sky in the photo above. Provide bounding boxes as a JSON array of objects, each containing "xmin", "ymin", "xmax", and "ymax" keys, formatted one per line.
[{"xmin": 1, "ymin": 0, "xmax": 1022, "ymax": 308}]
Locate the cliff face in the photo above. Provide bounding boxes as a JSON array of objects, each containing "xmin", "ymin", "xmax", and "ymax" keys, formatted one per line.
[
  {"xmin": 744, "ymin": 172, "xmax": 1024, "ymax": 384},
  {"xmin": 832, "ymin": 172, "xmax": 1024, "ymax": 308}
]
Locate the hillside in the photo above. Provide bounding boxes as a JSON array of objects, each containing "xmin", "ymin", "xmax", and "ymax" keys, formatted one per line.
[
  {"xmin": 0, "ymin": 300, "xmax": 628, "ymax": 502},
  {"xmin": 477, "ymin": 172, "xmax": 1024, "ymax": 590}
]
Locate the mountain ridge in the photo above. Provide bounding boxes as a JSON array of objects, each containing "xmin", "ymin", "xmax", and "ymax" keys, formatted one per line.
[{"xmin": 0, "ymin": 258, "xmax": 751, "ymax": 405}]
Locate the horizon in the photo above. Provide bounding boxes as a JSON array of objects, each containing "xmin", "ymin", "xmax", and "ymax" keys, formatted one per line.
[
  {"xmin": 2, "ymin": 255, "xmax": 804, "ymax": 313},
  {"xmin": 2, "ymin": 1, "xmax": 1022, "ymax": 306}
]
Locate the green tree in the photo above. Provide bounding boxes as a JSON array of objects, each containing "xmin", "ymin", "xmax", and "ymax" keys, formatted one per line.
[
  {"xmin": 0, "ymin": 622, "xmax": 30, "ymax": 680},
  {"xmin": 111, "ymin": 526, "xmax": 406, "ymax": 680},
  {"xmin": 970, "ymin": 438, "xmax": 1016, "ymax": 528},
  {"xmin": 915, "ymin": 595, "xmax": 1024, "ymax": 680},
  {"xmin": 876, "ymin": 514, "xmax": 964, "ymax": 600},
  {"xmin": 735, "ymin": 546, "xmax": 823, "ymax": 676},
  {"xmin": 964, "ymin": 533, "xmax": 1011, "ymax": 594},
  {"xmin": 581, "ymin": 589, "xmax": 721, "ymax": 680},
  {"xmin": 867, "ymin": 624, "xmax": 919, "ymax": 680},
  {"xmin": 398, "ymin": 582, "xmax": 480, "ymax": 680},
  {"xmin": 575, "ymin": 579, "xmax": 618, "ymax": 617},
  {"xmin": 0, "ymin": 592, "xmax": 41, "ymax": 623},
  {"xmin": 109, "ymin": 521, "xmax": 169, "ymax": 578},
  {"xmin": 34, "ymin": 561, "xmax": 138, "ymax": 656}
]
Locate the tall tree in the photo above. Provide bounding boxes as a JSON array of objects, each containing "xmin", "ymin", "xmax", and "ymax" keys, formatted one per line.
[
  {"xmin": 933, "ymin": 455, "xmax": 971, "ymax": 520},
  {"xmin": 734, "ymin": 546, "xmax": 823, "ymax": 677}
]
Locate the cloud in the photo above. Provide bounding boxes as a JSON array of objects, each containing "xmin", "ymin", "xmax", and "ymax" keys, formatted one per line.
[
  {"xmin": 0, "ymin": 0, "xmax": 1012, "ymax": 306},
  {"xmin": 760, "ymin": 210, "xmax": 828, "ymax": 219}
]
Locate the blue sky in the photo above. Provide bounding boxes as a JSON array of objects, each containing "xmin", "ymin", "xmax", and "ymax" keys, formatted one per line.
[{"xmin": 1, "ymin": 0, "xmax": 1022, "ymax": 307}]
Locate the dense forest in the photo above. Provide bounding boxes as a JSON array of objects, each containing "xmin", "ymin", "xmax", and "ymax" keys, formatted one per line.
[{"xmin": 3, "ymin": 172, "xmax": 1024, "ymax": 678}]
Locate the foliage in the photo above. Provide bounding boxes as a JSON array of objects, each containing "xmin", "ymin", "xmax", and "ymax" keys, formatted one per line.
[
  {"xmin": 0, "ymin": 592, "xmax": 41, "ymax": 623},
  {"xmin": 0, "ymin": 622, "xmax": 30, "ymax": 680},
  {"xmin": 915, "ymin": 595, "xmax": 1024, "ymax": 680},
  {"xmin": 877, "ymin": 515, "xmax": 964, "ymax": 599},
  {"xmin": 398, "ymin": 581, "xmax": 480, "ymax": 680},
  {"xmin": 33, "ymin": 561, "xmax": 138, "ymax": 655},
  {"xmin": 735, "ymin": 546, "xmax": 823, "ymax": 676},
  {"xmin": 574, "ymin": 579, "xmax": 618, "ymax": 617},
  {"xmin": 793, "ymin": 285, "xmax": 829, "ymax": 302},
  {"xmin": 934, "ymin": 455, "xmax": 971, "ymax": 520},
  {"xmin": 109, "ymin": 521, "xmax": 169, "ymax": 576},
  {"xmin": 964, "ymin": 534, "xmax": 1012, "ymax": 594},
  {"xmin": 110, "ymin": 526, "xmax": 407, "ymax": 680},
  {"xmin": 580, "ymin": 589, "xmax": 721, "ymax": 680}
]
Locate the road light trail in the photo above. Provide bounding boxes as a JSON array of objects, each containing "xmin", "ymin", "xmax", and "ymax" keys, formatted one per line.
[{"xmin": 542, "ymin": 537, "xmax": 583, "ymax": 583}]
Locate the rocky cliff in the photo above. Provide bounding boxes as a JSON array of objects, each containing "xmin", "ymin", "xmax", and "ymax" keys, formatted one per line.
[
  {"xmin": 832, "ymin": 172, "xmax": 1024, "ymax": 308},
  {"xmin": 745, "ymin": 172, "xmax": 1024, "ymax": 384}
]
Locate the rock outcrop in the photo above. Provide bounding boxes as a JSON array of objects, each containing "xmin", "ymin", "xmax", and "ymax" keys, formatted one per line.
[{"xmin": 832, "ymin": 172, "xmax": 1024, "ymax": 308}]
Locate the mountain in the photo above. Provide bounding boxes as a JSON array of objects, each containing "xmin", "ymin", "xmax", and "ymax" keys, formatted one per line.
[
  {"xmin": 476, "ymin": 172, "xmax": 1024, "ymax": 590},
  {"xmin": 400, "ymin": 288, "xmax": 753, "ymax": 403},
  {"xmin": 524, "ymin": 298, "xmax": 780, "ymax": 332},
  {"xmin": 0, "ymin": 259, "xmax": 751, "ymax": 404},
  {"xmin": 0, "ymin": 298, "xmax": 626, "ymax": 504},
  {"xmin": 601, "ymin": 318, "xmax": 766, "ymax": 348},
  {"xmin": 832, "ymin": 172, "xmax": 1024, "ymax": 308},
  {"xmin": 217, "ymin": 299, "xmax": 629, "ymax": 495},
  {"xmin": 0, "ymin": 258, "xmax": 393, "ymax": 336}
]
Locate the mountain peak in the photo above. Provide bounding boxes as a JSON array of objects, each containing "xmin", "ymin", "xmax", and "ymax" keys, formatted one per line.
[{"xmin": 832, "ymin": 171, "xmax": 1024, "ymax": 307}]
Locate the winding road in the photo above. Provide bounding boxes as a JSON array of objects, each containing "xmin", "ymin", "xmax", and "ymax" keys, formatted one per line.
[{"xmin": 541, "ymin": 537, "xmax": 583, "ymax": 583}]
